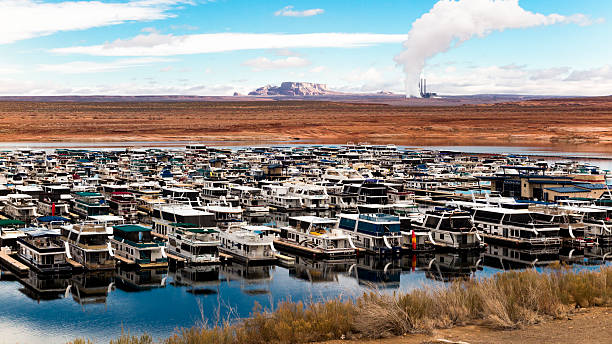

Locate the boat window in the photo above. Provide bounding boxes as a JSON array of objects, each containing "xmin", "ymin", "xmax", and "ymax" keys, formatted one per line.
[
  {"xmin": 532, "ymin": 213, "xmax": 554, "ymax": 223},
  {"xmin": 339, "ymin": 218, "xmax": 356, "ymax": 229},
  {"xmin": 473, "ymin": 210, "xmax": 504, "ymax": 222},
  {"xmin": 503, "ymin": 213, "xmax": 533, "ymax": 225},
  {"xmin": 450, "ymin": 217, "xmax": 472, "ymax": 229},
  {"xmin": 424, "ymin": 216, "xmax": 440, "ymax": 229}
]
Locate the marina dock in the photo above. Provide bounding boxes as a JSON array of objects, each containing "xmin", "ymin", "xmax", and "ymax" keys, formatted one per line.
[{"xmin": 0, "ymin": 250, "xmax": 29, "ymax": 275}]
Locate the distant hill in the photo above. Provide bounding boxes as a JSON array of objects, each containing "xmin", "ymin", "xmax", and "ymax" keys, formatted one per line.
[{"xmin": 247, "ymin": 82, "xmax": 343, "ymax": 96}]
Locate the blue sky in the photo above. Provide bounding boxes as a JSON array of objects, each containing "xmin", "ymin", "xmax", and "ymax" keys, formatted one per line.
[{"xmin": 1, "ymin": 0, "xmax": 611, "ymax": 96}]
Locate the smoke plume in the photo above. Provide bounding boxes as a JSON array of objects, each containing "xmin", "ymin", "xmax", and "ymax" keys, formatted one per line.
[{"xmin": 394, "ymin": 0, "xmax": 592, "ymax": 97}]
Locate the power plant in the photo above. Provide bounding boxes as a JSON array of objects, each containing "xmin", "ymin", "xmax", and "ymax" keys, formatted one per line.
[{"xmin": 419, "ymin": 78, "xmax": 437, "ymax": 98}]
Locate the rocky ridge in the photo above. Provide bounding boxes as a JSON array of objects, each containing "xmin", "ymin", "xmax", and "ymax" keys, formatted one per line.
[{"xmin": 247, "ymin": 82, "xmax": 341, "ymax": 96}]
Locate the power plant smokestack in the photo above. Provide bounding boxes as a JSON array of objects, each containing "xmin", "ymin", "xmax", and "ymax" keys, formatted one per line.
[
  {"xmin": 419, "ymin": 78, "xmax": 436, "ymax": 98},
  {"xmin": 394, "ymin": 0, "xmax": 590, "ymax": 97}
]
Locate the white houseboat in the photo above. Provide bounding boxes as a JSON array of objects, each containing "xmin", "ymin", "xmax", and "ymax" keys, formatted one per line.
[
  {"xmin": 472, "ymin": 207, "xmax": 561, "ymax": 247},
  {"xmin": 229, "ymin": 185, "xmax": 269, "ymax": 215},
  {"xmin": 60, "ymin": 222, "xmax": 115, "ymax": 270},
  {"xmin": 413, "ymin": 209, "xmax": 484, "ymax": 250},
  {"xmin": 218, "ymin": 224, "xmax": 277, "ymax": 264},
  {"xmin": 166, "ymin": 222, "xmax": 220, "ymax": 265},
  {"xmin": 17, "ymin": 229, "xmax": 74, "ymax": 273},
  {"xmin": 276, "ymin": 216, "xmax": 356, "ymax": 259}
]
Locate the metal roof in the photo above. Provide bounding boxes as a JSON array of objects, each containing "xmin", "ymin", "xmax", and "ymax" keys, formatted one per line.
[
  {"xmin": 544, "ymin": 187, "xmax": 589, "ymax": 193},
  {"xmin": 113, "ymin": 224, "xmax": 151, "ymax": 232}
]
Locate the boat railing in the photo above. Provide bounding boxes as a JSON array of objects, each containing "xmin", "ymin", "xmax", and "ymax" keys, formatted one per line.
[
  {"xmin": 521, "ymin": 237, "xmax": 562, "ymax": 245},
  {"xmin": 76, "ymin": 242, "xmax": 108, "ymax": 251}
]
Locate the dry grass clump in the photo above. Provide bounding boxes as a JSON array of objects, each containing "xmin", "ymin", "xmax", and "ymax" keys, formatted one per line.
[
  {"xmin": 69, "ymin": 266, "xmax": 612, "ymax": 344},
  {"xmin": 162, "ymin": 298, "xmax": 355, "ymax": 344}
]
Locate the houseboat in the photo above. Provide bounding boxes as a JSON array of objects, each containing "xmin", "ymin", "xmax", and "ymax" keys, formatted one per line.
[
  {"xmin": 72, "ymin": 192, "xmax": 111, "ymax": 218},
  {"xmin": 110, "ymin": 224, "xmax": 168, "ymax": 268},
  {"xmin": 413, "ymin": 209, "xmax": 484, "ymax": 250},
  {"xmin": 287, "ymin": 183, "xmax": 330, "ymax": 210},
  {"xmin": 60, "ymin": 222, "xmax": 115, "ymax": 270},
  {"xmin": 337, "ymin": 213, "xmax": 402, "ymax": 254},
  {"xmin": 4, "ymin": 194, "xmax": 38, "ymax": 222},
  {"xmin": 276, "ymin": 216, "xmax": 356, "ymax": 259},
  {"xmin": 530, "ymin": 207, "xmax": 594, "ymax": 248},
  {"xmin": 0, "ymin": 219, "xmax": 26, "ymax": 251},
  {"xmin": 561, "ymin": 206, "xmax": 612, "ymax": 246},
  {"xmin": 262, "ymin": 185, "xmax": 302, "ymax": 211},
  {"xmin": 166, "ymin": 222, "xmax": 220, "ymax": 265},
  {"xmin": 17, "ymin": 229, "xmax": 73, "ymax": 273},
  {"xmin": 203, "ymin": 204, "xmax": 244, "ymax": 229},
  {"xmin": 151, "ymin": 204, "xmax": 217, "ymax": 239},
  {"xmin": 107, "ymin": 192, "xmax": 139, "ymax": 222},
  {"xmin": 218, "ymin": 224, "xmax": 277, "ymax": 264},
  {"xmin": 472, "ymin": 207, "xmax": 561, "ymax": 247},
  {"xmin": 229, "ymin": 185, "xmax": 269, "ymax": 215}
]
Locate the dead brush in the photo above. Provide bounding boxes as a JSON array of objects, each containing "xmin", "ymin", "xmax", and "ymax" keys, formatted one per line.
[{"xmin": 238, "ymin": 298, "xmax": 355, "ymax": 344}]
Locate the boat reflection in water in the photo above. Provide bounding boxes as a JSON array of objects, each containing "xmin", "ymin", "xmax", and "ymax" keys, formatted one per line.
[
  {"xmin": 68, "ymin": 271, "xmax": 114, "ymax": 307},
  {"xmin": 583, "ymin": 245, "xmax": 612, "ymax": 265},
  {"xmin": 17, "ymin": 271, "xmax": 70, "ymax": 302},
  {"xmin": 484, "ymin": 244, "xmax": 559, "ymax": 270},
  {"xmin": 400, "ymin": 253, "xmax": 434, "ymax": 273},
  {"xmin": 221, "ymin": 262, "xmax": 274, "ymax": 295},
  {"xmin": 114, "ymin": 267, "xmax": 167, "ymax": 292},
  {"xmin": 424, "ymin": 251, "xmax": 483, "ymax": 282},
  {"xmin": 170, "ymin": 265, "xmax": 220, "ymax": 295},
  {"xmin": 346, "ymin": 255, "xmax": 401, "ymax": 289},
  {"xmin": 289, "ymin": 255, "xmax": 354, "ymax": 283}
]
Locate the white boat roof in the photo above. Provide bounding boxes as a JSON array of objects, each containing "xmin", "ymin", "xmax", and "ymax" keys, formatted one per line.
[
  {"xmin": 7, "ymin": 193, "xmax": 33, "ymax": 199},
  {"xmin": 559, "ymin": 206, "xmax": 606, "ymax": 213},
  {"xmin": 242, "ymin": 225, "xmax": 279, "ymax": 232},
  {"xmin": 475, "ymin": 207, "xmax": 530, "ymax": 214},
  {"xmin": 206, "ymin": 205, "xmax": 242, "ymax": 213},
  {"xmin": 16, "ymin": 185, "xmax": 43, "ymax": 191},
  {"xmin": 159, "ymin": 205, "xmax": 212, "ymax": 216},
  {"xmin": 88, "ymin": 215, "xmax": 125, "ymax": 222},
  {"xmin": 290, "ymin": 215, "xmax": 337, "ymax": 224},
  {"xmin": 231, "ymin": 185, "xmax": 260, "ymax": 191}
]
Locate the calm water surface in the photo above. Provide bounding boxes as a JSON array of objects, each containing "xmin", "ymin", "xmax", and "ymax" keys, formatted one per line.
[{"xmin": 1, "ymin": 254, "xmax": 609, "ymax": 344}]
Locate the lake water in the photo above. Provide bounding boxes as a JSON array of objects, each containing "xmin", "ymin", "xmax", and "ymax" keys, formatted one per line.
[
  {"xmin": 1, "ymin": 240, "xmax": 611, "ymax": 344},
  {"xmin": 1, "ymin": 143, "xmax": 612, "ymax": 343}
]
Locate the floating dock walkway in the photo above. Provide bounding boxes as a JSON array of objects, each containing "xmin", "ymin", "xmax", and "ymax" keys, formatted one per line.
[{"xmin": 0, "ymin": 249, "xmax": 29, "ymax": 276}]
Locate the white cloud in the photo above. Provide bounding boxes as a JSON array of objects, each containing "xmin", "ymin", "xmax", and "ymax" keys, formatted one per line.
[
  {"xmin": 339, "ymin": 67, "xmax": 404, "ymax": 93},
  {"xmin": 242, "ymin": 56, "xmax": 310, "ymax": 71},
  {"xmin": 0, "ymin": 66, "xmax": 23, "ymax": 74},
  {"xmin": 274, "ymin": 6, "xmax": 324, "ymax": 17},
  {"xmin": 564, "ymin": 65, "xmax": 612, "ymax": 82},
  {"xmin": 51, "ymin": 32, "xmax": 406, "ymax": 56},
  {"xmin": 37, "ymin": 57, "xmax": 173, "ymax": 74},
  {"xmin": 310, "ymin": 66, "xmax": 326, "ymax": 73},
  {"xmin": 530, "ymin": 67, "xmax": 571, "ymax": 80},
  {"xmin": 141, "ymin": 27, "xmax": 159, "ymax": 33},
  {"xmin": 422, "ymin": 64, "xmax": 612, "ymax": 96},
  {"xmin": 394, "ymin": 0, "xmax": 599, "ymax": 96},
  {"xmin": 272, "ymin": 48, "xmax": 301, "ymax": 57},
  {"xmin": 0, "ymin": 0, "xmax": 191, "ymax": 45},
  {"xmin": 0, "ymin": 78, "xmax": 240, "ymax": 96}
]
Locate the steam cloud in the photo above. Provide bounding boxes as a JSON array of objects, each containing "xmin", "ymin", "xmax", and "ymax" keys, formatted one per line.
[{"xmin": 394, "ymin": 0, "xmax": 593, "ymax": 97}]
